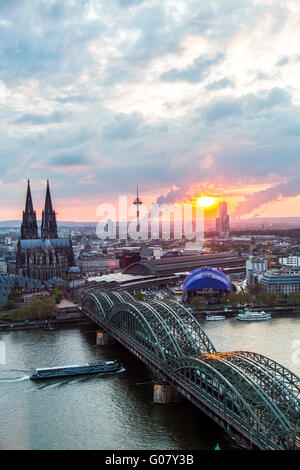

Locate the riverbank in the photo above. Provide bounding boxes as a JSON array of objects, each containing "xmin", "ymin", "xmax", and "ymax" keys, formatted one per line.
[
  {"xmin": 192, "ymin": 304, "xmax": 300, "ymax": 319},
  {"xmin": 0, "ymin": 316, "xmax": 93, "ymax": 331}
]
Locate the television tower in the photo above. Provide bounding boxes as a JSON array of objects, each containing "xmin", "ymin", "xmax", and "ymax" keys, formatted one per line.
[{"xmin": 133, "ymin": 184, "xmax": 142, "ymax": 233}]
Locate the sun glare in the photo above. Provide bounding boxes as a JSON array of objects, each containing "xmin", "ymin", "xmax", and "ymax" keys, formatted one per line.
[{"xmin": 197, "ymin": 196, "xmax": 217, "ymax": 208}]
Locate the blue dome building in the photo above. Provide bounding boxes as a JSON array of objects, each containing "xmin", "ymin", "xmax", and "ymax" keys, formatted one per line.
[{"xmin": 182, "ymin": 267, "xmax": 231, "ymax": 303}]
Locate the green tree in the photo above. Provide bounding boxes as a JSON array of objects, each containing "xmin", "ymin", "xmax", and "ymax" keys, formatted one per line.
[
  {"xmin": 257, "ymin": 292, "xmax": 277, "ymax": 306},
  {"xmin": 2, "ymin": 295, "xmax": 57, "ymax": 322},
  {"xmin": 278, "ymin": 293, "xmax": 287, "ymax": 304},
  {"xmin": 7, "ymin": 299, "xmax": 15, "ymax": 310},
  {"xmin": 53, "ymin": 288, "xmax": 64, "ymax": 304},
  {"xmin": 287, "ymin": 292, "xmax": 300, "ymax": 305},
  {"xmin": 226, "ymin": 292, "xmax": 238, "ymax": 306},
  {"xmin": 134, "ymin": 292, "xmax": 145, "ymax": 301},
  {"xmin": 247, "ymin": 284, "xmax": 263, "ymax": 305},
  {"xmin": 248, "ymin": 284, "xmax": 262, "ymax": 297},
  {"xmin": 226, "ymin": 292, "xmax": 252, "ymax": 307},
  {"xmin": 190, "ymin": 296, "xmax": 207, "ymax": 309}
]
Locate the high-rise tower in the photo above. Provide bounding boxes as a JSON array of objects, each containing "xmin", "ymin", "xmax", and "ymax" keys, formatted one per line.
[
  {"xmin": 20, "ymin": 179, "xmax": 38, "ymax": 239},
  {"xmin": 216, "ymin": 201, "xmax": 230, "ymax": 239},
  {"xmin": 133, "ymin": 184, "xmax": 142, "ymax": 234},
  {"xmin": 41, "ymin": 180, "xmax": 58, "ymax": 239}
]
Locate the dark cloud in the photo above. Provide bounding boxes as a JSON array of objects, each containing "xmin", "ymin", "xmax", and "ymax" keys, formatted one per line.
[
  {"xmin": 160, "ymin": 53, "xmax": 224, "ymax": 83},
  {"xmin": 156, "ymin": 187, "xmax": 188, "ymax": 205},
  {"xmin": 53, "ymin": 94, "xmax": 94, "ymax": 104},
  {"xmin": 276, "ymin": 56, "xmax": 289, "ymax": 66},
  {"xmin": 103, "ymin": 113, "xmax": 145, "ymax": 141},
  {"xmin": 0, "ymin": 1, "xmax": 107, "ymax": 86},
  {"xmin": 206, "ymin": 78, "xmax": 235, "ymax": 91},
  {"xmin": 281, "ymin": 122, "xmax": 300, "ymax": 136},
  {"xmin": 50, "ymin": 153, "xmax": 90, "ymax": 167},
  {"xmin": 117, "ymin": 0, "xmax": 148, "ymax": 6},
  {"xmin": 233, "ymin": 176, "xmax": 300, "ymax": 217},
  {"xmin": 15, "ymin": 111, "xmax": 67, "ymax": 125},
  {"xmin": 203, "ymin": 87, "xmax": 291, "ymax": 124},
  {"xmin": 102, "ymin": 112, "xmax": 168, "ymax": 141}
]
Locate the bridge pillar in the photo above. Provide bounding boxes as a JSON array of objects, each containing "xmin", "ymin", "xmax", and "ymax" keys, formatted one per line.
[
  {"xmin": 96, "ymin": 331, "xmax": 116, "ymax": 346},
  {"xmin": 153, "ymin": 383, "xmax": 184, "ymax": 404}
]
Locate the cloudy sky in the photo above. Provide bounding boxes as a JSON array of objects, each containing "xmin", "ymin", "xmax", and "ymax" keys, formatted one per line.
[{"xmin": 0, "ymin": 0, "xmax": 300, "ymax": 221}]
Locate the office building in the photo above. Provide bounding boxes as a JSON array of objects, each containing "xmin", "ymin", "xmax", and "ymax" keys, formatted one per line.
[{"xmin": 216, "ymin": 201, "xmax": 230, "ymax": 239}]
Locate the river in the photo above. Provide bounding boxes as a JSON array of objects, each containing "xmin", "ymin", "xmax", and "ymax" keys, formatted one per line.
[{"xmin": 0, "ymin": 315, "xmax": 299, "ymax": 450}]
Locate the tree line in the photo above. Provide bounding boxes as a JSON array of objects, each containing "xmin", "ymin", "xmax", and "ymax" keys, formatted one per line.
[
  {"xmin": 189, "ymin": 283, "xmax": 300, "ymax": 309},
  {"xmin": 0, "ymin": 295, "xmax": 57, "ymax": 322}
]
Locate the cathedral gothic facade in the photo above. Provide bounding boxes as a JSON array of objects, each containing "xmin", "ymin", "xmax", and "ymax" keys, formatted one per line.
[{"xmin": 16, "ymin": 180, "xmax": 75, "ymax": 281}]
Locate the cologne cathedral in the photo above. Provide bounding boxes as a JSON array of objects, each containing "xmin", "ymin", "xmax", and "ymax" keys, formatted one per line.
[{"xmin": 16, "ymin": 180, "xmax": 75, "ymax": 281}]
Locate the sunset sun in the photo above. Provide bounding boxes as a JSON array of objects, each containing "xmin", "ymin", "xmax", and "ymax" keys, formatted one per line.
[{"xmin": 197, "ymin": 196, "xmax": 217, "ymax": 208}]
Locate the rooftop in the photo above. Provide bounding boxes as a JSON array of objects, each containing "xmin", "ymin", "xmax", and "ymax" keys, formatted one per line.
[
  {"xmin": 19, "ymin": 238, "xmax": 71, "ymax": 249},
  {"xmin": 183, "ymin": 267, "xmax": 231, "ymax": 291},
  {"xmin": 123, "ymin": 252, "xmax": 245, "ymax": 276}
]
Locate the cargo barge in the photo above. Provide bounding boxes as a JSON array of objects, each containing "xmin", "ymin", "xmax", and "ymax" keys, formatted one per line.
[{"xmin": 30, "ymin": 360, "xmax": 124, "ymax": 380}]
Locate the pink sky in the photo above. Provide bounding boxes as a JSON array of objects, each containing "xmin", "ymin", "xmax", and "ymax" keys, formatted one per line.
[{"xmin": 3, "ymin": 191, "xmax": 300, "ymax": 223}]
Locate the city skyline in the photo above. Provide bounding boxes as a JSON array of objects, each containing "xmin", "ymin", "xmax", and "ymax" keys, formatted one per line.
[
  {"xmin": 1, "ymin": 178, "xmax": 300, "ymax": 224},
  {"xmin": 1, "ymin": 1, "xmax": 300, "ymax": 221}
]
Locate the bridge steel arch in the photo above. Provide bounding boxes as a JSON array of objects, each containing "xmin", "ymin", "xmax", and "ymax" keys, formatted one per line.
[
  {"xmin": 233, "ymin": 351, "xmax": 300, "ymax": 399},
  {"xmin": 108, "ymin": 301, "xmax": 181, "ymax": 362},
  {"xmin": 81, "ymin": 290, "xmax": 300, "ymax": 450},
  {"xmin": 159, "ymin": 300, "xmax": 216, "ymax": 355},
  {"xmin": 107, "ymin": 300, "xmax": 216, "ymax": 362},
  {"xmin": 82, "ymin": 290, "xmax": 134, "ymax": 321},
  {"xmin": 82, "ymin": 291, "xmax": 215, "ymax": 361},
  {"xmin": 216, "ymin": 351, "xmax": 300, "ymax": 429},
  {"xmin": 167, "ymin": 354, "xmax": 300, "ymax": 450}
]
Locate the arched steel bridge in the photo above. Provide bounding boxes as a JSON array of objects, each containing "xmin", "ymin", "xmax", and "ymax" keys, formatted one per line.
[{"xmin": 81, "ymin": 290, "xmax": 300, "ymax": 450}]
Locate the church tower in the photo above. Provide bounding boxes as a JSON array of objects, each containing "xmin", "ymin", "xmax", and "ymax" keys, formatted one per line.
[
  {"xmin": 41, "ymin": 180, "xmax": 58, "ymax": 239},
  {"xmin": 21, "ymin": 179, "xmax": 38, "ymax": 239}
]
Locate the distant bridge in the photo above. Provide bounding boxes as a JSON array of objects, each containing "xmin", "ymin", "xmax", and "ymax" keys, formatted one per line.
[{"xmin": 81, "ymin": 290, "xmax": 300, "ymax": 450}]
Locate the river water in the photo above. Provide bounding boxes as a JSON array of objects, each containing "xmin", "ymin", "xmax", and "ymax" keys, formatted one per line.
[{"xmin": 0, "ymin": 316, "xmax": 299, "ymax": 450}]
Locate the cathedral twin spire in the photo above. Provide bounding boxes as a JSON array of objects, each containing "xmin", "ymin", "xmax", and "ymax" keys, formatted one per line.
[
  {"xmin": 21, "ymin": 180, "xmax": 58, "ymax": 240},
  {"xmin": 21, "ymin": 179, "xmax": 38, "ymax": 239},
  {"xmin": 41, "ymin": 180, "xmax": 58, "ymax": 239}
]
